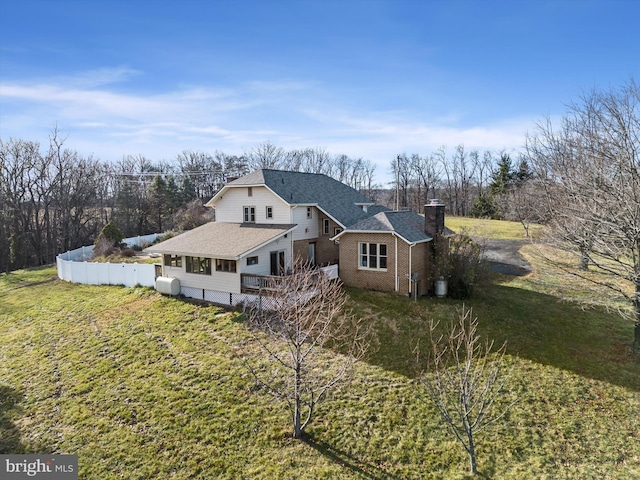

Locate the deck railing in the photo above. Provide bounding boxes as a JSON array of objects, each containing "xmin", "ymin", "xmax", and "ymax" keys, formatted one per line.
[
  {"xmin": 240, "ymin": 273, "xmax": 280, "ymax": 291},
  {"xmin": 240, "ymin": 264, "xmax": 338, "ymax": 292}
]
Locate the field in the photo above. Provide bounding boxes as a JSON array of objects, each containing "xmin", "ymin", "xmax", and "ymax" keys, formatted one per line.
[
  {"xmin": 1, "ymin": 219, "xmax": 639, "ymax": 479},
  {"xmin": 445, "ymin": 216, "xmax": 542, "ymax": 240}
]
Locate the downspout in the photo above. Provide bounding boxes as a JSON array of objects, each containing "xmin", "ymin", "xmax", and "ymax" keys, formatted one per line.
[
  {"xmin": 395, "ymin": 235, "xmax": 399, "ymax": 292},
  {"xmin": 290, "ymin": 205, "xmax": 297, "ymax": 270},
  {"xmin": 408, "ymin": 243, "xmax": 413, "ymax": 295}
]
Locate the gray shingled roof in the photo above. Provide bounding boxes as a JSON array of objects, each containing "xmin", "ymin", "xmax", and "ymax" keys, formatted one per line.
[
  {"xmin": 228, "ymin": 169, "xmax": 379, "ymax": 227},
  {"xmin": 145, "ymin": 223, "xmax": 296, "ymax": 259},
  {"xmin": 341, "ymin": 210, "xmax": 432, "ymax": 244}
]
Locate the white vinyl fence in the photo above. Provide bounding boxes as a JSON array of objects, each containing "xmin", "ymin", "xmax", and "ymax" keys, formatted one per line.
[{"xmin": 56, "ymin": 234, "xmax": 161, "ymax": 288}]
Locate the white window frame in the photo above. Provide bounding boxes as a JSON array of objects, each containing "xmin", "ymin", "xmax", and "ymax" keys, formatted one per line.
[
  {"xmin": 266, "ymin": 206, "xmax": 273, "ymax": 219},
  {"xmin": 323, "ymin": 218, "xmax": 330, "ymax": 235},
  {"xmin": 243, "ymin": 206, "xmax": 256, "ymax": 223},
  {"xmin": 358, "ymin": 242, "xmax": 388, "ymax": 271},
  {"xmin": 307, "ymin": 207, "xmax": 312, "ymax": 219}
]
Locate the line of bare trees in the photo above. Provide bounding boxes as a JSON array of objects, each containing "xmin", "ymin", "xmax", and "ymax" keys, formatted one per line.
[
  {"xmin": 388, "ymin": 146, "xmax": 539, "ymax": 226},
  {"xmin": 0, "ymin": 135, "xmax": 379, "ymax": 273},
  {"xmin": 525, "ymin": 78, "xmax": 640, "ymax": 351}
]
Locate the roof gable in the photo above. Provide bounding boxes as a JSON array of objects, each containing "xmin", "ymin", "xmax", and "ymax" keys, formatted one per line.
[{"xmin": 217, "ymin": 169, "xmax": 377, "ymax": 227}]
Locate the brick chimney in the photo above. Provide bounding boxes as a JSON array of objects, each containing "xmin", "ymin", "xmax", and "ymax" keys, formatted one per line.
[{"xmin": 424, "ymin": 199, "xmax": 445, "ymax": 238}]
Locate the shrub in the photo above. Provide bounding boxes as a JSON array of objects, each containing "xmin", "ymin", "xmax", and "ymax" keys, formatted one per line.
[
  {"xmin": 121, "ymin": 248, "xmax": 136, "ymax": 258},
  {"xmin": 94, "ymin": 221, "xmax": 125, "ymax": 257},
  {"xmin": 440, "ymin": 234, "xmax": 489, "ymax": 299}
]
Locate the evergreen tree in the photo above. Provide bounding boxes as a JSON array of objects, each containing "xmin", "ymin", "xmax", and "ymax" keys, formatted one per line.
[
  {"xmin": 179, "ymin": 175, "xmax": 197, "ymax": 204},
  {"xmin": 148, "ymin": 174, "xmax": 169, "ymax": 232},
  {"xmin": 515, "ymin": 157, "xmax": 534, "ymax": 186},
  {"xmin": 488, "ymin": 154, "xmax": 515, "ymax": 196},
  {"xmin": 470, "ymin": 193, "xmax": 500, "ymax": 219}
]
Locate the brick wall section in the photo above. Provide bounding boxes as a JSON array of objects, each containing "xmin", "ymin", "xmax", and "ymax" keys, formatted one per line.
[
  {"xmin": 292, "ymin": 217, "xmax": 342, "ymax": 266},
  {"xmin": 316, "ymin": 216, "xmax": 341, "ymax": 265},
  {"xmin": 412, "ymin": 241, "xmax": 431, "ymax": 296},
  {"xmin": 338, "ymin": 233, "xmax": 432, "ymax": 295},
  {"xmin": 293, "ymin": 240, "xmax": 309, "ymax": 264}
]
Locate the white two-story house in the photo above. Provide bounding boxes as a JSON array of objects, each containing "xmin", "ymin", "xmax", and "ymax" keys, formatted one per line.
[{"xmin": 146, "ymin": 169, "xmax": 446, "ymax": 305}]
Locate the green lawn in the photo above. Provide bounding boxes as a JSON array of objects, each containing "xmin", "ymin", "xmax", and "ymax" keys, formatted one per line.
[
  {"xmin": 446, "ymin": 216, "xmax": 542, "ymax": 240},
  {"xmin": 1, "ymin": 222, "xmax": 639, "ymax": 479}
]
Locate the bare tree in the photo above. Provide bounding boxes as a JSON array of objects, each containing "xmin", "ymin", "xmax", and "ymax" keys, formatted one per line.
[
  {"xmin": 245, "ymin": 141, "xmax": 285, "ymax": 170},
  {"xmin": 526, "ymin": 79, "xmax": 640, "ymax": 351},
  {"xmin": 176, "ymin": 150, "xmax": 224, "ymax": 201},
  {"xmin": 496, "ymin": 178, "xmax": 544, "ymax": 238},
  {"xmin": 419, "ymin": 306, "xmax": 515, "ymax": 476},
  {"xmin": 241, "ymin": 260, "xmax": 372, "ymax": 439}
]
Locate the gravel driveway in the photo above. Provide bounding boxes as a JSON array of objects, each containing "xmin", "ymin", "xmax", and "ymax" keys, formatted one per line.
[{"xmin": 473, "ymin": 238, "xmax": 533, "ymax": 276}]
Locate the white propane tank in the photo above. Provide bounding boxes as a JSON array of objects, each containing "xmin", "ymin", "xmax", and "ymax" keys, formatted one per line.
[{"xmin": 155, "ymin": 277, "xmax": 181, "ymax": 296}]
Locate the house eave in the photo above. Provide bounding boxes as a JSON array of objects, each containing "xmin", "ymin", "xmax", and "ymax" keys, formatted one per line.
[
  {"xmin": 240, "ymin": 225, "xmax": 297, "ymax": 258},
  {"xmin": 331, "ymin": 229, "xmax": 429, "ymax": 245}
]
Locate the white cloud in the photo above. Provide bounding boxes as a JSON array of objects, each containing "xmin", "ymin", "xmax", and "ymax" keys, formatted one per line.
[{"xmin": 0, "ymin": 71, "xmax": 537, "ymax": 183}]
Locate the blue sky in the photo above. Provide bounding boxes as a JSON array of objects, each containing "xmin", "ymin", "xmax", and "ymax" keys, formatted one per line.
[{"xmin": 1, "ymin": 0, "xmax": 638, "ymax": 183}]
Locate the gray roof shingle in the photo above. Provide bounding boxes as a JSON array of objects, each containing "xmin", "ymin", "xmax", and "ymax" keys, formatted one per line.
[
  {"xmin": 145, "ymin": 223, "xmax": 296, "ymax": 259},
  {"xmin": 228, "ymin": 169, "xmax": 379, "ymax": 227},
  {"xmin": 342, "ymin": 210, "xmax": 431, "ymax": 244}
]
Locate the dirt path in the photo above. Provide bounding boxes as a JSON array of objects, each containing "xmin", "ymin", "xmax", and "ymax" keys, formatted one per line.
[{"xmin": 473, "ymin": 238, "xmax": 533, "ymax": 276}]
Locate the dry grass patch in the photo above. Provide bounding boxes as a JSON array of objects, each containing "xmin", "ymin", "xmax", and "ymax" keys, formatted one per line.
[{"xmin": 446, "ymin": 216, "xmax": 542, "ymax": 240}]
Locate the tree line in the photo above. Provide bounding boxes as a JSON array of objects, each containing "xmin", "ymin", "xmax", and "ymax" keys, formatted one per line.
[
  {"xmin": 389, "ymin": 146, "xmax": 538, "ymax": 227},
  {"xmin": 0, "ymin": 135, "xmax": 378, "ymax": 272},
  {"xmin": 0, "ymin": 128, "xmax": 544, "ymax": 274}
]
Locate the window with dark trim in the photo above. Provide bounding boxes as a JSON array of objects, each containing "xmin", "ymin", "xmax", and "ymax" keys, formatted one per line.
[
  {"xmin": 246, "ymin": 256, "xmax": 258, "ymax": 266},
  {"xmin": 266, "ymin": 206, "xmax": 273, "ymax": 219},
  {"xmin": 216, "ymin": 259, "xmax": 237, "ymax": 273},
  {"xmin": 358, "ymin": 242, "xmax": 387, "ymax": 270},
  {"xmin": 185, "ymin": 256, "xmax": 211, "ymax": 275},
  {"xmin": 164, "ymin": 255, "xmax": 182, "ymax": 267},
  {"xmin": 243, "ymin": 206, "xmax": 256, "ymax": 223}
]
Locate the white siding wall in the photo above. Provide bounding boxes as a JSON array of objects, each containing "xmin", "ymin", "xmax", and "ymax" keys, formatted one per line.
[
  {"xmin": 241, "ymin": 235, "xmax": 292, "ymax": 275},
  {"xmin": 291, "ymin": 206, "xmax": 319, "ymax": 241},
  {"xmin": 163, "ymin": 262, "xmax": 241, "ymax": 293},
  {"xmin": 215, "ymin": 186, "xmax": 290, "ymax": 223}
]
